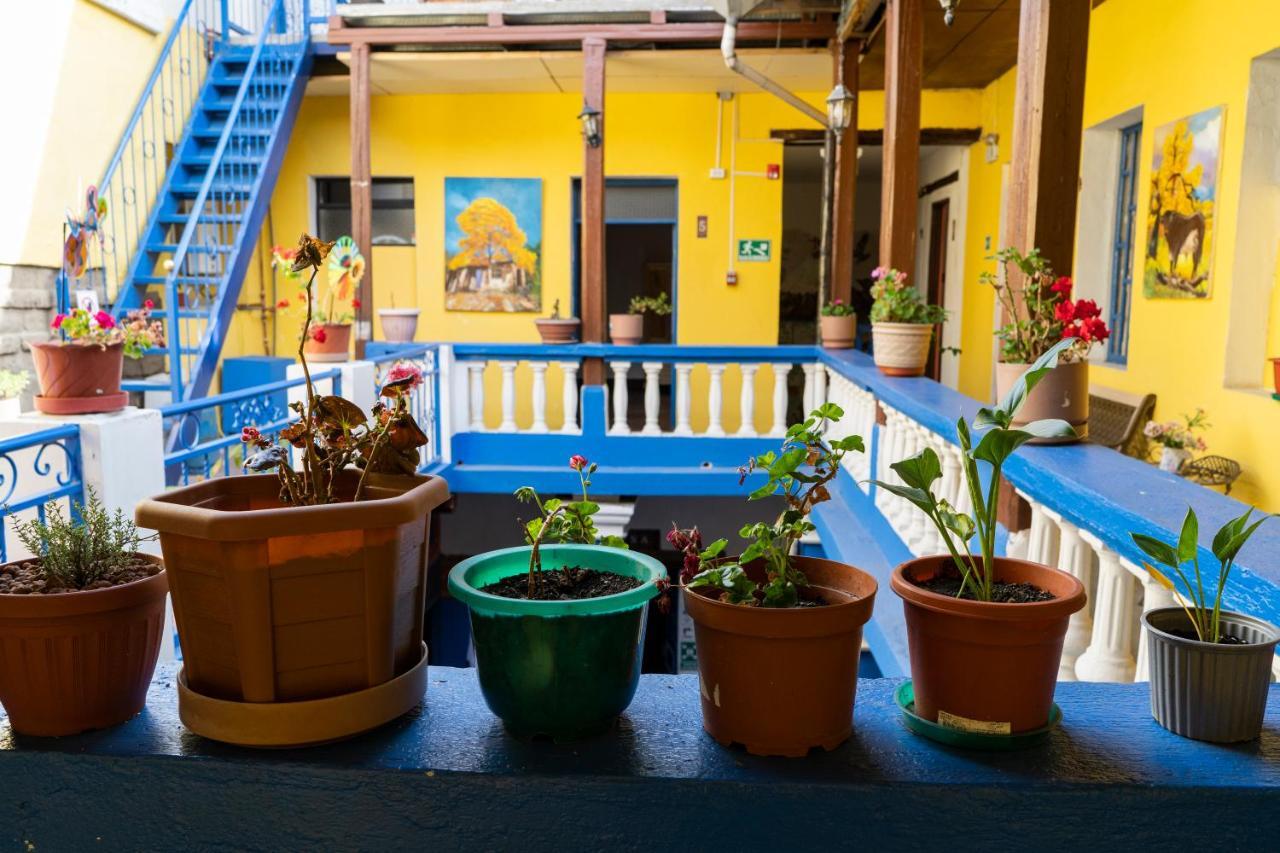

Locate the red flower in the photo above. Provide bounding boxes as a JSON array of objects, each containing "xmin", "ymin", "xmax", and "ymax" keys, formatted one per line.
[
  {"xmin": 1050, "ymin": 276, "xmax": 1073, "ymax": 297},
  {"xmin": 1082, "ymin": 316, "xmax": 1109, "ymax": 342},
  {"xmin": 351, "ymin": 298, "xmax": 362, "ymax": 309},
  {"xmin": 569, "ymin": 454, "xmax": 588, "ymax": 471},
  {"xmin": 276, "ymin": 299, "xmax": 290, "ymax": 309},
  {"xmin": 94, "ymin": 311, "xmax": 115, "ymax": 329},
  {"xmin": 143, "ymin": 298, "xmax": 155, "ymax": 310},
  {"xmin": 1074, "ymin": 299, "xmax": 1101, "ymax": 320},
  {"xmin": 240, "ymin": 426, "xmax": 260, "ymax": 443},
  {"xmin": 311, "ymin": 326, "xmax": 327, "ymax": 344},
  {"xmin": 50, "ymin": 314, "xmax": 65, "ymax": 330},
  {"xmin": 1054, "ymin": 300, "xmax": 1076, "ymax": 323}
]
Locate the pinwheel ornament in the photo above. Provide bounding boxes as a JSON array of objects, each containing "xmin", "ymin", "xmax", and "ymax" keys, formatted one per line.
[
  {"xmin": 63, "ymin": 186, "xmax": 108, "ymax": 279},
  {"xmin": 326, "ymin": 236, "xmax": 366, "ymax": 300}
]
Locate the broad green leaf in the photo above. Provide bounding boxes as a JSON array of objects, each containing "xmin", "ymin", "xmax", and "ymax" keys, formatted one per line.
[
  {"xmin": 760, "ymin": 579, "xmax": 798, "ymax": 608},
  {"xmin": 973, "ymin": 406, "xmax": 1010, "ymax": 430},
  {"xmin": 956, "ymin": 417, "xmax": 973, "ymax": 453},
  {"xmin": 869, "ymin": 480, "xmax": 935, "ymax": 514},
  {"xmin": 1216, "ymin": 514, "xmax": 1271, "ymax": 564},
  {"xmin": 1131, "ymin": 532, "xmax": 1179, "ymax": 569},
  {"xmin": 1211, "ymin": 510, "xmax": 1247, "ymax": 562},
  {"xmin": 748, "ymin": 482, "xmax": 778, "ymax": 501},
  {"xmin": 813, "ymin": 402, "xmax": 844, "ymax": 421},
  {"xmin": 769, "ymin": 447, "xmax": 807, "ymax": 478},
  {"xmin": 739, "ymin": 538, "xmax": 769, "ymax": 564},
  {"xmin": 599, "ymin": 534, "xmax": 629, "ymax": 550},
  {"xmin": 972, "ymin": 428, "xmax": 1035, "ymax": 467},
  {"xmin": 543, "ymin": 498, "xmax": 562, "ymax": 513},
  {"xmin": 1019, "ymin": 417, "xmax": 1077, "ymax": 440},
  {"xmin": 831, "ymin": 435, "xmax": 865, "ymax": 453},
  {"xmin": 701, "ymin": 538, "xmax": 728, "ymax": 560},
  {"xmin": 937, "ymin": 499, "xmax": 975, "ymax": 541},
  {"xmin": 1176, "ymin": 507, "xmax": 1199, "ymax": 565},
  {"xmin": 891, "ymin": 447, "xmax": 942, "ymax": 492},
  {"xmin": 995, "ymin": 338, "xmax": 1073, "ymax": 418}
]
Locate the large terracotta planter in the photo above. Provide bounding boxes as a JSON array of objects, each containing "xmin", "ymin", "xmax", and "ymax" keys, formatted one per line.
[
  {"xmin": 820, "ymin": 314, "xmax": 857, "ymax": 349},
  {"xmin": 994, "ymin": 359, "xmax": 1089, "ymax": 439},
  {"xmin": 28, "ymin": 340, "xmax": 128, "ymax": 414},
  {"xmin": 609, "ymin": 313, "xmax": 644, "ymax": 345},
  {"xmin": 378, "ymin": 308, "xmax": 420, "ymax": 343},
  {"xmin": 304, "ymin": 322, "xmax": 352, "ymax": 363},
  {"xmin": 135, "ymin": 470, "xmax": 450, "ymax": 747},
  {"xmin": 0, "ymin": 556, "xmax": 167, "ymax": 736},
  {"xmin": 892, "ymin": 555, "xmax": 1085, "ymax": 735},
  {"xmin": 871, "ymin": 322, "xmax": 933, "ymax": 376},
  {"xmin": 683, "ymin": 556, "xmax": 878, "ymax": 757},
  {"xmin": 535, "ymin": 317, "xmax": 580, "ymax": 344}
]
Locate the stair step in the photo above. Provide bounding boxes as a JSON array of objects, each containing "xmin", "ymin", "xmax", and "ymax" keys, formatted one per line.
[
  {"xmin": 191, "ymin": 127, "xmax": 274, "ymax": 141},
  {"xmin": 146, "ymin": 243, "xmax": 235, "ymax": 255},
  {"xmin": 170, "ymin": 182, "xmax": 254, "ymax": 198},
  {"xmin": 202, "ymin": 96, "xmax": 284, "ymax": 114},
  {"xmin": 210, "ymin": 71, "xmax": 294, "ymax": 89},
  {"xmin": 134, "ymin": 275, "xmax": 223, "ymax": 286},
  {"xmin": 158, "ymin": 213, "xmax": 244, "ymax": 226},
  {"xmin": 182, "ymin": 152, "xmax": 265, "ymax": 168}
]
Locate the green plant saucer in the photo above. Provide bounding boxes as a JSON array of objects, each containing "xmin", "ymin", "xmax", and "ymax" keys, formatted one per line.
[{"xmin": 894, "ymin": 681, "xmax": 1060, "ymax": 751}]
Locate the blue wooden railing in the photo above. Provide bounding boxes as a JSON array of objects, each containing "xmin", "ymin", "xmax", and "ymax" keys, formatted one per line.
[{"xmin": 0, "ymin": 426, "xmax": 84, "ymax": 563}]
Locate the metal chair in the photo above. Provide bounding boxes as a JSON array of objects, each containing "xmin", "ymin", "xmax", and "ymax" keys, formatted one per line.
[{"xmin": 1180, "ymin": 455, "xmax": 1243, "ymax": 495}]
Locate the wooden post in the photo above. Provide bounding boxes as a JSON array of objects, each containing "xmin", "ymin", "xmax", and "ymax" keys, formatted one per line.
[
  {"xmin": 580, "ymin": 37, "xmax": 607, "ymax": 385},
  {"xmin": 879, "ymin": 0, "xmax": 921, "ymax": 279},
  {"xmin": 830, "ymin": 38, "xmax": 859, "ymax": 305},
  {"xmin": 349, "ymin": 41, "xmax": 373, "ymax": 353}
]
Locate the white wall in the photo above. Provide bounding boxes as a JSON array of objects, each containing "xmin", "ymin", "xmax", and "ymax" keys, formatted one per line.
[{"xmin": 912, "ymin": 146, "xmax": 970, "ymax": 390}]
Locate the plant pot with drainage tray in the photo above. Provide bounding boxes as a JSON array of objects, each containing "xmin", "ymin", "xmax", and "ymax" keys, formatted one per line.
[
  {"xmin": 1131, "ymin": 507, "xmax": 1278, "ymax": 743},
  {"xmin": 448, "ymin": 457, "xmax": 665, "ymax": 740},
  {"xmin": 31, "ymin": 303, "xmax": 164, "ymax": 415},
  {"xmin": 672, "ymin": 403, "xmax": 876, "ymax": 757},
  {"xmin": 869, "ymin": 266, "xmax": 946, "ymax": 376},
  {"xmin": 876, "ymin": 339, "xmax": 1086, "ymax": 745}
]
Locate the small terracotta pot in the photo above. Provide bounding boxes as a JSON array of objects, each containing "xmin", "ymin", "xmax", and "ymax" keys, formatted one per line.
[
  {"xmin": 683, "ymin": 556, "xmax": 877, "ymax": 756},
  {"xmin": 535, "ymin": 317, "xmax": 581, "ymax": 344},
  {"xmin": 0, "ymin": 557, "xmax": 167, "ymax": 736},
  {"xmin": 994, "ymin": 359, "xmax": 1089, "ymax": 440},
  {"xmin": 378, "ymin": 309, "xmax": 420, "ymax": 343},
  {"xmin": 820, "ymin": 314, "xmax": 857, "ymax": 349},
  {"xmin": 303, "ymin": 323, "xmax": 352, "ymax": 363},
  {"xmin": 609, "ymin": 313, "xmax": 644, "ymax": 345},
  {"xmin": 892, "ymin": 555, "xmax": 1085, "ymax": 735},
  {"xmin": 1270, "ymin": 357, "xmax": 1279, "ymax": 394},
  {"xmin": 29, "ymin": 340, "xmax": 128, "ymax": 415},
  {"xmin": 871, "ymin": 323, "xmax": 933, "ymax": 376}
]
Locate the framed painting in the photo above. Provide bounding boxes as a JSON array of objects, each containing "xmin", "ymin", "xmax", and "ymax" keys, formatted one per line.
[{"xmin": 444, "ymin": 177, "xmax": 542, "ymax": 312}]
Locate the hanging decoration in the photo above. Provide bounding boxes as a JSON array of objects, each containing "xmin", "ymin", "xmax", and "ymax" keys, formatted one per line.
[
  {"xmin": 326, "ymin": 235, "xmax": 366, "ymax": 300},
  {"xmin": 63, "ymin": 186, "xmax": 108, "ymax": 279}
]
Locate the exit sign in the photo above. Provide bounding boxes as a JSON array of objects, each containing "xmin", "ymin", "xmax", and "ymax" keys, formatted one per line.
[{"xmin": 737, "ymin": 239, "xmax": 771, "ymax": 262}]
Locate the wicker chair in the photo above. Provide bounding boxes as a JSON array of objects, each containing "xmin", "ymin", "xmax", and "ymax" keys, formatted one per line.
[
  {"xmin": 1180, "ymin": 455, "xmax": 1243, "ymax": 495},
  {"xmin": 1088, "ymin": 385, "xmax": 1156, "ymax": 459}
]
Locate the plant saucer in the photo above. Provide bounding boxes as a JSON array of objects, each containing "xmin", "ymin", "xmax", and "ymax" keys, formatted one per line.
[{"xmin": 894, "ymin": 680, "xmax": 1060, "ymax": 751}]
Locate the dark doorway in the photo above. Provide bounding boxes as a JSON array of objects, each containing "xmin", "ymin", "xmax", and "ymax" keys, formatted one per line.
[{"xmin": 925, "ymin": 198, "xmax": 949, "ymax": 381}]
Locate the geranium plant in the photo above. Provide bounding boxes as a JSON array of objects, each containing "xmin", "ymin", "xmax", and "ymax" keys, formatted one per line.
[
  {"xmin": 672, "ymin": 404, "xmax": 864, "ymax": 608},
  {"xmin": 240, "ymin": 234, "xmax": 428, "ymax": 506},
  {"xmin": 821, "ymin": 298, "xmax": 856, "ymax": 318},
  {"xmin": 870, "ymin": 267, "xmax": 947, "ymax": 325},
  {"xmin": 984, "ymin": 247, "xmax": 1110, "ymax": 364},
  {"xmin": 872, "ymin": 338, "xmax": 1076, "ymax": 601},
  {"xmin": 50, "ymin": 301, "xmax": 164, "ymax": 359},
  {"xmin": 628, "ymin": 292, "xmax": 672, "ymax": 316},
  {"xmin": 1144, "ymin": 409, "xmax": 1209, "ymax": 451}
]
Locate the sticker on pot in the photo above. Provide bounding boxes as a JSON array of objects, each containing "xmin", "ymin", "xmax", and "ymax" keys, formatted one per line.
[{"xmin": 937, "ymin": 710, "xmax": 1011, "ymax": 735}]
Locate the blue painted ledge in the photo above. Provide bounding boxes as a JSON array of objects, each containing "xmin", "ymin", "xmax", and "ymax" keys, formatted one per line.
[{"xmin": 2, "ymin": 666, "xmax": 1277, "ymax": 850}]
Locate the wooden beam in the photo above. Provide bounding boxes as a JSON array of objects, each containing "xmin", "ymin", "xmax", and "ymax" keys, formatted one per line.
[
  {"xmin": 349, "ymin": 40, "xmax": 373, "ymax": 352},
  {"xmin": 878, "ymin": 0, "xmax": 922, "ymax": 279},
  {"xmin": 580, "ymin": 37, "xmax": 607, "ymax": 385},
  {"xmin": 829, "ymin": 39, "xmax": 859, "ymax": 305},
  {"xmin": 326, "ymin": 20, "xmax": 835, "ymax": 47},
  {"xmin": 770, "ymin": 127, "xmax": 981, "ymax": 146}
]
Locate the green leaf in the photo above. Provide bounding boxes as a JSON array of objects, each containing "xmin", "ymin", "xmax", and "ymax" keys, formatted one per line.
[
  {"xmin": 956, "ymin": 416, "xmax": 972, "ymax": 452},
  {"xmin": 813, "ymin": 402, "xmax": 844, "ymax": 421},
  {"xmin": 740, "ymin": 538, "xmax": 769, "ymax": 564},
  {"xmin": 1019, "ymin": 418, "xmax": 1077, "ymax": 440},
  {"xmin": 701, "ymin": 538, "xmax": 728, "ymax": 560},
  {"xmin": 760, "ymin": 579, "xmax": 799, "ymax": 608},
  {"xmin": 769, "ymin": 447, "xmax": 806, "ymax": 478},
  {"xmin": 599, "ymin": 534, "xmax": 629, "ymax": 550},
  {"xmin": 973, "ymin": 406, "xmax": 1010, "ymax": 430},
  {"xmin": 543, "ymin": 498, "xmax": 562, "ymax": 513},
  {"xmin": 1211, "ymin": 510, "xmax": 1246, "ymax": 562},
  {"xmin": 1216, "ymin": 514, "xmax": 1271, "ymax": 564},
  {"xmin": 972, "ymin": 428, "xmax": 1035, "ymax": 468},
  {"xmin": 936, "ymin": 499, "xmax": 975, "ymax": 541},
  {"xmin": 571, "ymin": 500, "xmax": 600, "ymax": 517},
  {"xmin": 869, "ymin": 480, "xmax": 935, "ymax": 514},
  {"xmin": 831, "ymin": 435, "xmax": 865, "ymax": 453},
  {"xmin": 1131, "ymin": 532, "xmax": 1179, "ymax": 569},
  {"xmin": 1176, "ymin": 507, "xmax": 1199, "ymax": 565},
  {"xmin": 890, "ymin": 447, "xmax": 942, "ymax": 492},
  {"xmin": 748, "ymin": 482, "xmax": 778, "ymax": 501}
]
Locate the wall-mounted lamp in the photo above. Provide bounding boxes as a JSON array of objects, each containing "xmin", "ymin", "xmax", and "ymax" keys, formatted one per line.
[
  {"xmin": 939, "ymin": 0, "xmax": 960, "ymax": 27},
  {"xmin": 984, "ymin": 132, "xmax": 1000, "ymax": 164},
  {"xmin": 578, "ymin": 103, "xmax": 602, "ymax": 148},
  {"xmin": 825, "ymin": 83, "xmax": 855, "ymax": 139}
]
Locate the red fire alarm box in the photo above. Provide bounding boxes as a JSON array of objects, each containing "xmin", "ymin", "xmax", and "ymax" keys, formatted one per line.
[
  {"xmin": 726, "ymin": 270, "xmax": 738, "ymax": 286},
  {"xmin": 766, "ymin": 163, "xmax": 780, "ymax": 180}
]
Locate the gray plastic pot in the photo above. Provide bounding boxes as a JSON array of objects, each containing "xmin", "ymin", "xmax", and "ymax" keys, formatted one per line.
[{"xmin": 1143, "ymin": 607, "xmax": 1279, "ymax": 743}]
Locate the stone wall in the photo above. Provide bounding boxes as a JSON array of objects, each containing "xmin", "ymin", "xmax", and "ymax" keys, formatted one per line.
[{"xmin": 0, "ymin": 264, "xmax": 57, "ymax": 375}]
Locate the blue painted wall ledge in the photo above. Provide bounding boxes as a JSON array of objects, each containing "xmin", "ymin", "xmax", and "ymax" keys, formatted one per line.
[{"xmin": 1, "ymin": 666, "xmax": 1277, "ymax": 850}]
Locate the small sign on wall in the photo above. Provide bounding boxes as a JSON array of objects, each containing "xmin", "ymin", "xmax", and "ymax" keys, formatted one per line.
[
  {"xmin": 696, "ymin": 215, "xmax": 708, "ymax": 238},
  {"xmin": 737, "ymin": 239, "xmax": 771, "ymax": 262}
]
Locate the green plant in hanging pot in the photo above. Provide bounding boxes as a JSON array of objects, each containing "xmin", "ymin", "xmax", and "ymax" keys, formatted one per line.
[
  {"xmin": 874, "ymin": 338, "xmax": 1086, "ymax": 743},
  {"xmin": 869, "ymin": 266, "xmax": 947, "ymax": 376},
  {"xmin": 610, "ymin": 291, "xmax": 671, "ymax": 345},
  {"xmin": 448, "ymin": 455, "xmax": 666, "ymax": 740}
]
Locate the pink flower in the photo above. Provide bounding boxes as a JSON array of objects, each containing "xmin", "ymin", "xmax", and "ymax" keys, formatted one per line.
[
  {"xmin": 143, "ymin": 298, "xmax": 155, "ymax": 310},
  {"xmin": 240, "ymin": 426, "xmax": 260, "ymax": 443},
  {"xmin": 386, "ymin": 361, "xmax": 423, "ymax": 389},
  {"xmin": 50, "ymin": 314, "xmax": 65, "ymax": 330},
  {"xmin": 833, "ymin": 298, "xmax": 844, "ymax": 306},
  {"xmin": 94, "ymin": 311, "xmax": 115, "ymax": 329},
  {"xmin": 569, "ymin": 454, "xmax": 588, "ymax": 471},
  {"xmin": 871, "ymin": 266, "xmax": 887, "ymax": 281}
]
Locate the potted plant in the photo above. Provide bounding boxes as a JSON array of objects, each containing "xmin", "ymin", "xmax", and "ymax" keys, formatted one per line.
[
  {"xmin": 136, "ymin": 234, "xmax": 449, "ymax": 748},
  {"xmin": 1132, "ymin": 508, "xmax": 1277, "ymax": 742},
  {"xmin": 610, "ymin": 291, "xmax": 672, "ymax": 345},
  {"xmin": 448, "ymin": 455, "xmax": 665, "ymax": 739},
  {"xmin": 819, "ymin": 298, "xmax": 857, "ymax": 349},
  {"xmin": 986, "ymin": 248, "xmax": 1110, "ymax": 438},
  {"xmin": 378, "ymin": 293, "xmax": 420, "ymax": 344},
  {"xmin": 0, "ymin": 369, "xmax": 29, "ymax": 418},
  {"xmin": 869, "ymin": 266, "xmax": 947, "ymax": 376},
  {"xmin": 32, "ymin": 302, "xmax": 164, "ymax": 415},
  {"xmin": 1271, "ymin": 357, "xmax": 1279, "ymax": 395},
  {"xmin": 274, "ymin": 236, "xmax": 364, "ymax": 363},
  {"xmin": 534, "ymin": 299, "xmax": 581, "ymax": 344},
  {"xmin": 0, "ymin": 491, "xmax": 167, "ymax": 736},
  {"xmin": 672, "ymin": 404, "xmax": 877, "ymax": 756},
  {"xmin": 1144, "ymin": 409, "xmax": 1209, "ymax": 472},
  {"xmin": 874, "ymin": 338, "xmax": 1086, "ymax": 741}
]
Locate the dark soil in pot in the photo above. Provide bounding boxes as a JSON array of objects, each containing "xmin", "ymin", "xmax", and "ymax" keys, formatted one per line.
[
  {"xmin": 915, "ymin": 571, "xmax": 1055, "ymax": 603},
  {"xmin": 481, "ymin": 566, "xmax": 642, "ymax": 600}
]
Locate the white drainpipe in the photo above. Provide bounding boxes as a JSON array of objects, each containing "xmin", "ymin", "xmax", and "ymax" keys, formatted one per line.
[{"xmin": 719, "ymin": 14, "xmax": 829, "ymax": 128}]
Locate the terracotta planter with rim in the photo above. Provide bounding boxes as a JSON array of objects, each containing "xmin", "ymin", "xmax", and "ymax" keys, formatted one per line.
[
  {"xmin": 892, "ymin": 555, "xmax": 1085, "ymax": 735},
  {"xmin": 871, "ymin": 322, "xmax": 933, "ymax": 376},
  {"xmin": 994, "ymin": 359, "xmax": 1089, "ymax": 440},
  {"xmin": 378, "ymin": 308, "xmax": 420, "ymax": 343},
  {"xmin": 1270, "ymin": 357, "xmax": 1280, "ymax": 394},
  {"xmin": 535, "ymin": 317, "xmax": 580, "ymax": 344},
  {"xmin": 29, "ymin": 340, "xmax": 128, "ymax": 414},
  {"xmin": 304, "ymin": 322, "xmax": 352, "ymax": 363},
  {"xmin": 134, "ymin": 470, "xmax": 450, "ymax": 747},
  {"xmin": 609, "ymin": 313, "xmax": 644, "ymax": 345},
  {"xmin": 0, "ymin": 556, "xmax": 167, "ymax": 736},
  {"xmin": 683, "ymin": 556, "xmax": 878, "ymax": 757},
  {"xmin": 820, "ymin": 314, "xmax": 857, "ymax": 349}
]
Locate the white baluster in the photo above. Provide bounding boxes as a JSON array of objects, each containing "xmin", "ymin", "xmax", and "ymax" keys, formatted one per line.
[
  {"xmin": 801, "ymin": 363, "xmax": 817, "ymax": 414},
  {"xmin": 1056, "ymin": 519, "xmax": 1093, "ymax": 681},
  {"xmin": 1134, "ymin": 559, "xmax": 1175, "ymax": 682},
  {"xmin": 736, "ymin": 364, "xmax": 759, "ymax": 437},
  {"xmin": 905, "ymin": 427, "xmax": 931, "ymax": 551},
  {"xmin": 769, "ymin": 364, "xmax": 791, "ymax": 437},
  {"xmin": 642, "ymin": 362, "xmax": 663, "ymax": 435},
  {"xmin": 560, "ymin": 361, "xmax": 580, "ymax": 433},
  {"xmin": 874, "ymin": 408, "xmax": 896, "ymax": 514},
  {"xmin": 673, "ymin": 363, "xmax": 693, "ymax": 436},
  {"xmin": 468, "ymin": 361, "xmax": 485, "ymax": 431},
  {"xmin": 529, "ymin": 361, "xmax": 548, "ymax": 433},
  {"xmin": 497, "ymin": 360, "xmax": 517, "ymax": 432},
  {"xmin": 1075, "ymin": 534, "xmax": 1138, "ymax": 682},
  {"xmin": 1036, "ymin": 505, "xmax": 1063, "ymax": 567},
  {"xmin": 610, "ymin": 361, "xmax": 632, "ymax": 435},
  {"xmin": 814, "ymin": 364, "xmax": 828, "ymax": 410},
  {"xmin": 706, "ymin": 364, "xmax": 726, "ymax": 437}
]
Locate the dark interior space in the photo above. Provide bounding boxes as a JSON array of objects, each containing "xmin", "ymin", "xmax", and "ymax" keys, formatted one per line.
[{"xmin": 605, "ymin": 222, "xmax": 673, "ymax": 343}]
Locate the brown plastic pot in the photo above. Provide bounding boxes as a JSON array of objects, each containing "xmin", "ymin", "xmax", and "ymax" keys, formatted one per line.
[
  {"xmin": 1271, "ymin": 357, "xmax": 1280, "ymax": 394},
  {"xmin": 535, "ymin": 317, "xmax": 580, "ymax": 343},
  {"xmin": 892, "ymin": 555, "xmax": 1085, "ymax": 735},
  {"xmin": 682, "ymin": 556, "xmax": 877, "ymax": 757},
  {"xmin": 994, "ymin": 359, "xmax": 1088, "ymax": 441},
  {"xmin": 609, "ymin": 313, "xmax": 644, "ymax": 345},
  {"xmin": 303, "ymin": 322, "xmax": 352, "ymax": 362},
  {"xmin": 134, "ymin": 470, "xmax": 449, "ymax": 746},
  {"xmin": 820, "ymin": 314, "xmax": 857, "ymax": 349},
  {"xmin": 0, "ymin": 556, "xmax": 167, "ymax": 736},
  {"xmin": 29, "ymin": 340, "xmax": 128, "ymax": 414}
]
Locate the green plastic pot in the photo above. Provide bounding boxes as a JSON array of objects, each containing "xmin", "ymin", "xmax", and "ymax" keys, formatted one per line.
[{"xmin": 448, "ymin": 544, "xmax": 665, "ymax": 740}]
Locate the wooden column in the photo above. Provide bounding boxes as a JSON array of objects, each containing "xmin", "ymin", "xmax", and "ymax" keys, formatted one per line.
[
  {"xmin": 879, "ymin": 0, "xmax": 922, "ymax": 279},
  {"xmin": 349, "ymin": 41, "xmax": 373, "ymax": 352},
  {"xmin": 580, "ymin": 36, "xmax": 607, "ymax": 385},
  {"xmin": 829, "ymin": 39, "xmax": 859, "ymax": 305}
]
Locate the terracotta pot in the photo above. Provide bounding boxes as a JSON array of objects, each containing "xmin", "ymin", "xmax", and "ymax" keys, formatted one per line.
[
  {"xmin": 378, "ymin": 309, "xmax": 420, "ymax": 343},
  {"xmin": 683, "ymin": 556, "xmax": 877, "ymax": 757},
  {"xmin": 994, "ymin": 359, "xmax": 1089, "ymax": 440},
  {"xmin": 871, "ymin": 323, "xmax": 933, "ymax": 376},
  {"xmin": 535, "ymin": 317, "xmax": 581, "ymax": 344},
  {"xmin": 135, "ymin": 470, "xmax": 450, "ymax": 746},
  {"xmin": 1270, "ymin": 357, "xmax": 1279, "ymax": 394},
  {"xmin": 0, "ymin": 556, "xmax": 167, "ymax": 736},
  {"xmin": 892, "ymin": 555, "xmax": 1085, "ymax": 735},
  {"xmin": 820, "ymin": 314, "xmax": 857, "ymax": 349},
  {"xmin": 303, "ymin": 323, "xmax": 352, "ymax": 363},
  {"xmin": 609, "ymin": 313, "xmax": 644, "ymax": 345},
  {"xmin": 28, "ymin": 340, "xmax": 128, "ymax": 415}
]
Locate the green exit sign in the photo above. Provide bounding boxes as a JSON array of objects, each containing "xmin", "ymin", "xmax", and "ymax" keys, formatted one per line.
[{"xmin": 737, "ymin": 239, "xmax": 771, "ymax": 262}]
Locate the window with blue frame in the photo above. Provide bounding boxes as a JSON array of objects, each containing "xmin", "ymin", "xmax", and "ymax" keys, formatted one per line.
[{"xmin": 1107, "ymin": 122, "xmax": 1142, "ymax": 364}]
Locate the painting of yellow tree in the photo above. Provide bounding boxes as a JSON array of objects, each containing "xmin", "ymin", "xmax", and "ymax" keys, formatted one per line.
[
  {"xmin": 1144, "ymin": 106, "xmax": 1224, "ymax": 299},
  {"xmin": 444, "ymin": 177, "xmax": 542, "ymax": 312}
]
